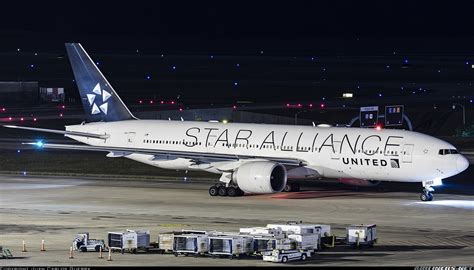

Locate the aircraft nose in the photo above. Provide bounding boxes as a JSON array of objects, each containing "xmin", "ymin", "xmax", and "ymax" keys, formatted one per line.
[{"xmin": 457, "ymin": 155, "xmax": 469, "ymax": 173}]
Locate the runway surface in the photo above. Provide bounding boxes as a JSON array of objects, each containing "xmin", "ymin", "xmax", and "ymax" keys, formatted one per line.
[{"xmin": 0, "ymin": 174, "xmax": 473, "ymax": 266}]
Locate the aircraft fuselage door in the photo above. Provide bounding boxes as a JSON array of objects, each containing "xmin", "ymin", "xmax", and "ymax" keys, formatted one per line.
[
  {"xmin": 402, "ymin": 144, "xmax": 414, "ymax": 163},
  {"xmin": 125, "ymin": 132, "xmax": 136, "ymax": 146}
]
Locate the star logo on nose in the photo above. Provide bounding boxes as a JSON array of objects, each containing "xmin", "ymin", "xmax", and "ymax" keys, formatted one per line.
[{"xmin": 86, "ymin": 83, "xmax": 111, "ymax": 115}]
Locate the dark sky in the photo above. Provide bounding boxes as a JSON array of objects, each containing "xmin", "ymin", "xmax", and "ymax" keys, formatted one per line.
[{"xmin": 2, "ymin": 1, "xmax": 473, "ymax": 38}]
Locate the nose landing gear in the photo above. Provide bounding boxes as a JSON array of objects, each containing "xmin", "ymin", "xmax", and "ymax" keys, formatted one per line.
[{"xmin": 420, "ymin": 186, "xmax": 434, "ymax": 202}]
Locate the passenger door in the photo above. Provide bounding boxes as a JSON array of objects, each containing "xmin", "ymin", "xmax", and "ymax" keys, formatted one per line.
[{"xmin": 402, "ymin": 144, "xmax": 414, "ymax": 163}]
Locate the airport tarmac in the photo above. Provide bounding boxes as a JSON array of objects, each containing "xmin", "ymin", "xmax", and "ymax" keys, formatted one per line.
[{"xmin": 0, "ymin": 174, "xmax": 473, "ymax": 266}]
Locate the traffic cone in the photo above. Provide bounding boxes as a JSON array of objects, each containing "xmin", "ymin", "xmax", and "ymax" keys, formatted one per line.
[
  {"xmin": 22, "ymin": 240, "xmax": 27, "ymax": 252},
  {"xmin": 69, "ymin": 247, "xmax": 74, "ymax": 259},
  {"xmin": 40, "ymin": 239, "xmax": 46, "ymax": 251},
  {"xmin": 107, "ymin": 249, "xmax": 112, "ymax": 261}
]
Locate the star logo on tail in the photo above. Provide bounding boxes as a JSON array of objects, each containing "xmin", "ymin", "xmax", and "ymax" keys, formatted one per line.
[{"xmin": 87, "ymin": 83, "xmax": 111, "ymax": 115}]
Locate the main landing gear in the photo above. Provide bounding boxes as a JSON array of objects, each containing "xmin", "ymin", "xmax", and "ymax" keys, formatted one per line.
[
  {"xmin": 209, "ymin": 184, "xmax": 244, "ymax": 197},
  {"xmin": 420, "ymin": 186, "xmax": 434, "ymax": 202}
]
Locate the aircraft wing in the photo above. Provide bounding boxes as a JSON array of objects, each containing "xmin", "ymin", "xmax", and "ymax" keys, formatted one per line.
[{"xmin": 23, "ymin": 142, "xmax": 307, "ymax": 167}]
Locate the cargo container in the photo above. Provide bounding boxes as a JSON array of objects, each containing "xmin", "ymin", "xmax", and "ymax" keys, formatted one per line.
[
  {"xmin": 208, "ymin": 234, "xmax": 254, "ymax": 258},
  {"xmin": 108, "ymin": 229, "xmax": 150, "ymax": 253},
  {"xmin": 346, "ymin": 224, "xmax": 377, "ymax": 248},
  {"xmin": 173, "ymin": 234, "xmax": 209, "ymax": 256}
]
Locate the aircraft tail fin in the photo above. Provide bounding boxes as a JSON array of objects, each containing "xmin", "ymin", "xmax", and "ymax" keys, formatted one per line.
[{"xmin": 65, "ymin": 43, "xmax": 137, "ymax": 122}]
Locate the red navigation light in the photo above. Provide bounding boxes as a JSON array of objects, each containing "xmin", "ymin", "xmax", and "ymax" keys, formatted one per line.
[
  {"xmin": 171, "ymin": 101, "xmax": 175, "ymax": 105},
  {"xmin": 179, "ymin": 108, "xmax": 183, "ymax": 112},
  {"xmin": 1, "ymin": 108, "xmax": 5, "ymax": 112},
  {"xmin": 8, "ymin": 117, "xmax": 12, "ymax": 121},
  {"xmin": 309, "ymin": 103, "xmax": 313, "ymax": 108},
  {"xmin": 375, "ymin": 125, "xmax": 382, "ymax": 130},
  {"xmin": 286, "ymin": 103, "xmax": 290, "ymax": 108},
  {"xmin": 297, "ymin": 103, "xmax": 302, "ymax": 107},
  {"xmin": 150, "ymin": 100, "xmax": 154, "ymax": 104},
  {"xmin": 59, "ymin": 113, "xmax": 63, "ymax": 117},
  {"xmin": 160, "ymin": 100, "xmax": 164, "ymax": 104},
  {"xmin": 139, "ymin": 100, "xmax": 143, "ymax": 104},
  {"xmin": 61, "ymin": 105, "xmax": 66, "ymax": 109}
]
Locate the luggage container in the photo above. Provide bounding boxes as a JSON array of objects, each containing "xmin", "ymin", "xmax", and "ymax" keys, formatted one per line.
[
  {"xmin": 107, "ymin": 229, "xmax": 151, "ymax": 253},
  {"xmin": 287, "ymin": 233, "xmax": 320, "ymax": 252},
  {"xmin": 346, "ymin": 224, "xmax": 377, "ymax": 248},
  {"xmin": 158, "ymin": 233, "xmax": 174, "ymax": 253},
  {"xmin": 252, "ymin": 236, "xmax": 297, "ymax": 255},
  {"xmin": 173, "ymin": 234, "xmax": 209, "ymax": 256},
  {"xmin": 208, "ymin": 234, "xmax": 254, "ymax": 258}
]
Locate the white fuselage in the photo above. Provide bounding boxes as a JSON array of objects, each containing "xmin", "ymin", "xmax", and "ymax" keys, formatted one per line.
[{"xmin": 66, "ymin": 120, "xmax": 468, "ymax": 183}]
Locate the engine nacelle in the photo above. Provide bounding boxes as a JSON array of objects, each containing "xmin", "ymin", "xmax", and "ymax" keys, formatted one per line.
[
  {"xmin": 234, "ymin": 161, "xmax": 287, "ymax": 194},
  {"xmin": 338, "ymin": 178, "xmax": 381, "ymax": 187}
]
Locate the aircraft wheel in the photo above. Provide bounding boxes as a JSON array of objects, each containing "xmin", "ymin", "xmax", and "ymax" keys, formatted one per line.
[
  {"xmin": 209, "ymin": 185, "xmax": 218, "ymax": 196},
  {"xmin": 218, "ymin": 186, "xmax": 228, "ymax": 196},
  {"xmin": 283, "ymin": 184, "xmax": 292, "ymax": 192},
  {"xmin": 420, "ymin": 192, "xmax": 433, "ymax": 201},
  {"xmin": 227, "ymin": 186, "xmax": 238, "ymax": 197}
]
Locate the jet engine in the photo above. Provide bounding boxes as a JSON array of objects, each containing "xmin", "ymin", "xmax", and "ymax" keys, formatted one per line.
[
  {"xmin": 233, "ymin": 161, "xmax": 287, "ymax": 194},
  {"xmin": 338, "ymin": 178, "xmax": 381, "ymax": 187}
]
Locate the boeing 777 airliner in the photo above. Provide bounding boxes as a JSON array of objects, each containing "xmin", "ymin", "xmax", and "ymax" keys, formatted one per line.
[{"xmin": 4, "ymin": 43, "xmax": 469, "ymax": 201}]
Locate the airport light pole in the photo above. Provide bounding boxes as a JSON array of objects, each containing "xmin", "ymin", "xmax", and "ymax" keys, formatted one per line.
[{"xmin": 452, "ymin": 103, "xmax": 466, "ymax": 127}]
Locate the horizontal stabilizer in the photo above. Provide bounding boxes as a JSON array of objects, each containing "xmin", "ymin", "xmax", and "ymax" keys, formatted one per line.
[{"xmin": 3, "ymin": 125, "xmax": 108, "ymax": 139}]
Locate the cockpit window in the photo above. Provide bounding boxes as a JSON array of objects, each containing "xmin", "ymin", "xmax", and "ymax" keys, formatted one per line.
[{"xmin": 438, "ymin": 149, "xmax": 459, "ymax": 155}]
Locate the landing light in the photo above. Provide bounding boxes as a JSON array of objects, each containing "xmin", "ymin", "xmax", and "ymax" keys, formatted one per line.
[{"xmin": 35, "ymin": 140, "xmax": 44, "ymax": 148}]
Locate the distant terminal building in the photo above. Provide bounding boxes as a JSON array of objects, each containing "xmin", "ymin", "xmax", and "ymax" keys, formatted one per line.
[
  {"xmin": 40, "ymin": 87, "xmax": 65, "ymax": 102},
  {"xmin": 0, "ymin": 81, "xmax": 39, "ymax": 105}
]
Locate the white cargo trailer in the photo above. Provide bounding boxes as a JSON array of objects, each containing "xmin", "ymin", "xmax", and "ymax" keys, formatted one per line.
[
  {"xmin": 346, "ymin": 224, "xmax": 377, "ymax": 248},
  {"xmin": 266, "ymin": 222, "xmax": 324, "ymax": 236},
  {"xmin": 107, "ymin": 229, "xmax": 150, "ymax": 254},
  {"xmin": 173, "ymin": 234, "xmax": 209, "ymax": 256},
  {"xmin": 208, "ymin": 234, "xmax": 254, "ymax": 258},
  {"xmin": 252, "ymin": 236, "xmax": 297, "ymax": 255},
  {"xmin": 287, "ymin": 233, "xmax": 320, "ymax": 252},
  {"xmin": 158, "ymin": 233, "xmax": 174, "ymax": 253},
  {"xmin": 239, "ymin": 227, "xmax": 284, "ymax": 238}
]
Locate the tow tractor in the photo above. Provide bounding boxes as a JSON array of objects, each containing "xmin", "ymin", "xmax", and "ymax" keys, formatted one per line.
[
  {"xmin": 73, "ymin": 232, "xmax": 107, "ymax": 252},
  {"xmin": 262, "ymin": 249, "xmax": 311, "ymax": 263}
]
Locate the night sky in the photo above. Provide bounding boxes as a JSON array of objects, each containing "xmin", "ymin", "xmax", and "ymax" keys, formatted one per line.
[{"xmin": 1, "ymin": 1, "xmax": 474, "ymax": 52}]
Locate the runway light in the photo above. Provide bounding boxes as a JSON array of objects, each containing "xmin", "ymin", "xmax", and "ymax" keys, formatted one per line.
[
  {"xmin": 286, "ymin": 103, "xmax": 290, "ymax": 108},
  {"xmin": 17, "ymin": 149, "xmax": 21, "ymax": 153},
  {"xmin": 297, "ymin": 103, "xmax": 302, "ymax": 108},
  {"xmin": 59, "ymin": 113, "xmax": 63, "ymax": 117},
  {"xmin": 139, "ymin": 100, "xmax": 143, "ymax": 104},
  {"xmin": 222, "ymin": 119, "xmax": 228, "ymax": 124},
  {"xmin": 61, "ymin": 105, "xmax": 66, "ymax": 109},
  {"xmin": 378, "ymin": 93, "xmax": 382, "ymax": 97},
  {"xmin": 172, "ymin": 66, "xmax": 176, "ymax": 70},
  {"xmin": 179, "ymin": 108, "xmax": 183, "ymax": 112},
  {"xmin": 33, "ymin": 118, "xmax": 37, "ymax": 122},
  {"xmin": 171, "ymin": 101, "xmax": 175, "ymax": 105},
  {"xmin": 160, "ymin": 100, "xmax": 164, "ymax": 104},
  {"xmin": 320, "ymin": 103, "xmax": 325, "ymax": 108},
  {"xmin": 150, "ymin": 100, "xmax": 154, "ymax": 104},
  {"xmin": 20, "ymin": 117, "xmax": 24, "ymax": 121},
  {"xmin": 146, "ymin": 75, "xmax": 151, "ymax": 80},
  {"xmin": 309, "ymin": 104, "xmax": 313, "ymax": 108},
  {"xmin": 234, "ymin": 82, "xmax": 238, "ymax": 86},
  {"xmin": 375, "ymin": 125, "xmax": 382, "ymax": 130},
  {"xmin": 233, "ymin": 105, "xmax": 237, "ymax": 110},
  {"xmin": 236, "ymin": 63, "xmax": 240, "ymax": 68},
  {"xmin": 23, "ymin": 171, "xmax": 27, "ymax": 176},
  {"xmin": 1, "ymin": 108, "xmax": 5, "ymax": 112},
  {"xmin": 8, "ymin": 117, "xmax": 12, "ymax": 121}
]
